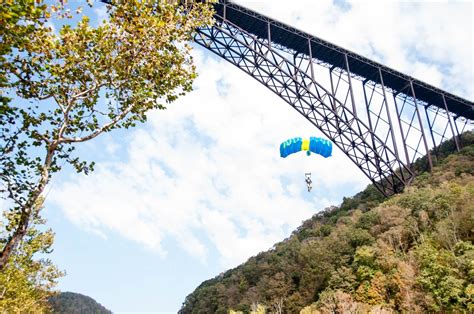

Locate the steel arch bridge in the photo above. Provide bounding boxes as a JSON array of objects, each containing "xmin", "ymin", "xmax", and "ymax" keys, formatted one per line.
[{"xmin": 194, "ymin": 0, "xmax": 474, "ymax": 196}]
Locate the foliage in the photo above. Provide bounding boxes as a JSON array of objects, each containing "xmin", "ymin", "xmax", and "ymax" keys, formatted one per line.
[
  {"xmin": 414, "ymin": 240, "xmax": 473, "ymax": 311},
  {"xmin": 180, "ymin": 139, "xmax": 474, "ymax": 313},
  {"xmin": 48, "ymin": 291, "xmax": 112, "ymax": 314},
  {"xmin": 0, "ymin": 0, "xmax": 215, "ymax": 269},
  {"xmin": 0, "ymin": 199, "xmax": 64, "ymax": 312},
  {"xmin": 0, "ymin": 0, "xmax": 48, "ymax": 97}
]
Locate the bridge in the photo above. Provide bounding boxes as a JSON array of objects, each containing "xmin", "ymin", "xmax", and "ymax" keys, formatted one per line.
[{"xmin": 194, "ymin": 0, "xmax": 474, "ymax": 196}]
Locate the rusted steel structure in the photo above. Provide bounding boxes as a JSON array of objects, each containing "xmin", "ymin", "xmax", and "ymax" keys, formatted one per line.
[{"xmin": 194, "ymin": 0, "xmax": 473, "ymax": 196}]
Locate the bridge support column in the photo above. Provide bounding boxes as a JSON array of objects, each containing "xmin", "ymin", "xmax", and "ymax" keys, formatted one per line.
[
  {"xmin": 410, "ymin": 81, "xmax": 433, "ymax": 172},
  {"xmin": 344, "ymin": 54, "xmax": 357, "ymax": 117},
  {"xmin": 378, "ymin": 68, "xmax": 400, "ymax": 160},
  {"xmin": 392, "ymin": 92, "xmax": 412, "ymax": 168},
  {"xmin": 423, "ymin": 105, "xmax": 439, "ymax": 163},
  {"xmin": 442, "ymin": 94, "xmax": 461, "ymax": 152}
]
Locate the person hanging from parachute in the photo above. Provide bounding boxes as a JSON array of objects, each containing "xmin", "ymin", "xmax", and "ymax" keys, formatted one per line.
[
  {"xmin": 280, "ymin": 137, "xmax": 333, "ymax": 192},
  {"xmin": 305, "ymin": 173, "xmax": 312, "ymax": 192}
]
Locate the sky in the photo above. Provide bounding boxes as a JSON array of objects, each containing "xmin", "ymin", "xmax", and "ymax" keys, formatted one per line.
[{"xmin": 8, "ymin": 0, "xmax": 473, "ymax": 312}]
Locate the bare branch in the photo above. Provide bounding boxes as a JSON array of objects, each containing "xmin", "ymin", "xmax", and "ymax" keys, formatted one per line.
[
  {"xmin": 92, "ymin": 108, "xmax": 109, "ymax": 116},
  {"xmin": 57, "ymin": 93, "xmax": 78, "ymax": 139},
  {"xmin": 36, "ymin": 93, "xmax": 54, "ymax": 101},
  {"xmin": 52, "ymin": 94, "xmax": 66, "ymax": 114}
]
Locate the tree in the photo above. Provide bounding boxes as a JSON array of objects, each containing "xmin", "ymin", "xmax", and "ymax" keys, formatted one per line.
[
  {"xmin": 271, "ymin": 297, "xmax": 284, "ymax": 314},
  {"xmin": 415, "ymin": 240, "xmax": 472, "ymax": 311},
  {"xmin": 49, "ymin": 292, "xmax": 112, "ymax": 313},
  {"xmin": 0, "ymin": 198, "xmax": 64, "ymax": 311},
  {"xmin": 0, "ymin": 0, "xmax": 215, "ymax": 269},
  {"xmin": 250, "ymin": 303, "xmax": 266, "ymax": 314}
]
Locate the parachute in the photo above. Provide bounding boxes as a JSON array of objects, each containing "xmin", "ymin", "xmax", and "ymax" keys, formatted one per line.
[{"xmin": 280, "ymin": 137, "xmax": 332, "ymax": 158}]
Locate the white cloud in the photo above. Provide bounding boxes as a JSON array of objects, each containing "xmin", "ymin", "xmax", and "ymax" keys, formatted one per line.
[{"xmin": 48, "ymin": 0, "xmax": 472, "ymax": 269}]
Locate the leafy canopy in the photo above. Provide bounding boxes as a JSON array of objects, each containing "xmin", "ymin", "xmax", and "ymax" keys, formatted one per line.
[
  {"xmin": 0, "ymin": 0, "xmax": 215, "ymax": 280},
  {"xmin": 2, "ymin": 0, "xmax": 215, "ymax": 206}
]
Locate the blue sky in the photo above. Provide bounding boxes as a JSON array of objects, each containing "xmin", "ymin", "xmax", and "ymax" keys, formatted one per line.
[{"xmin": 4, "ymin": 0, "xmax": 472, "ymax": 312}]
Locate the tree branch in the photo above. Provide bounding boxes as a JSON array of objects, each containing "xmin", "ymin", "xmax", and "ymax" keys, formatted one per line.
[
  {"xmin": 5, "ymin": 181, "xmax": 24, "ymax": 208},
  {"xmin": 10, "ymin": 69, "xmax": 54, "ymax": 101},
  {"xmin": 59, "ymin": 102, "xmax": 135, "ymax": 144},
  {"xmin": 71, "ymin": 82, "xmax": 103, "ymax": 100}
]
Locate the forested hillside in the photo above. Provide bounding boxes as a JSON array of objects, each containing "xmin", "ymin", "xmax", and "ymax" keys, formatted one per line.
[
  {"xmin": 48, "ymin": 292, "xmax": 111, "ymax": 313},
  {"xmin": 180, "ymin": 133, "xmax": 474, "ymax": 313}
]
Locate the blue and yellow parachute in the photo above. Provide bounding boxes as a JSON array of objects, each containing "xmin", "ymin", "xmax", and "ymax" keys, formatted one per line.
[{"xmin": 280, "ymin": 137, "xmax": 332, "ymax": 158}]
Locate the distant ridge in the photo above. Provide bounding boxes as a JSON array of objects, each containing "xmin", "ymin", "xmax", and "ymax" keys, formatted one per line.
[{"xmin": 49, "ymin": 291, "xmax": 112, "ymax": 313}]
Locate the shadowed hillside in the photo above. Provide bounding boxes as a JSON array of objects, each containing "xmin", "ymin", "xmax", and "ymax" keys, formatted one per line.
[
  {"xmin": 180, "ymin": 132, "xmax": 474, "ymax": 313},
  {"xmin": 49, "ymin": 292, "xmax": 111, "ymax": 314}
]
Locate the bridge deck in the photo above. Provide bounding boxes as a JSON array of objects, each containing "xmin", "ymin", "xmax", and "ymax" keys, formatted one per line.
[{"xmin": 214, "ymin": 1, "xmax": 473, "ymax": 120}]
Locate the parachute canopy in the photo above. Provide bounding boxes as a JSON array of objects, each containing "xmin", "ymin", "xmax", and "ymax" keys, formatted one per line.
[{"xmin": 280, "ymin": 137, "xmax": 332, "ymax": 158}]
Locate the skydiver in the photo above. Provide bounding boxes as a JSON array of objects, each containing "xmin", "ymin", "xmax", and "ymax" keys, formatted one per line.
[{"xmin": 305, "ymin": 174, "xmax": 312, "ymax": 192}]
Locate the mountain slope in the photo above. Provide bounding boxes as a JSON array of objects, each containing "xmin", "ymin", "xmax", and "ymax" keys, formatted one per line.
[
  {"xmin": 180, "ymin": 133, "xmax": 474, "ymax": 313},
  {"xmin": 49, "ymin": 292, "xmax": 112, "ymax": 314}
]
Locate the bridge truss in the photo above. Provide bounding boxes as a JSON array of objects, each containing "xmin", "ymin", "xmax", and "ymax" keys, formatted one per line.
[{"xmin": 194, "ymin": 0, "xmax": 474, "ymax": 196}]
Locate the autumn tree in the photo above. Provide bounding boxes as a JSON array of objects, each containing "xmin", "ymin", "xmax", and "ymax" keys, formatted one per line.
[
  {"xmin": 0, "ymin": 198, "xmax": 64, "ymax": 311},
  {"xmin": 0, "ymin": 0, "xmax": 215, "ymax": 269}
]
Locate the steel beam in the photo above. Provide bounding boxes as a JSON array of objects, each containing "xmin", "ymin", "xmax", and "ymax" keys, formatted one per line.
[
  {"xmin": 442, "ymin": 93, "xmax": 460, "ymax": 151},
  {"xmin": 409, "ymin": 81, "xmax": 433, "ymax": 171}
]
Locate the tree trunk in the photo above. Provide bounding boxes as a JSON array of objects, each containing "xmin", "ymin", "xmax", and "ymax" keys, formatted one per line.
[
  {"xmin": 0, "ymin": 146, "xmax": 54, "ymax": 271},
  {"xmin": 0, "ymin": 212, "xmax": 31, "ymax": 270}
]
